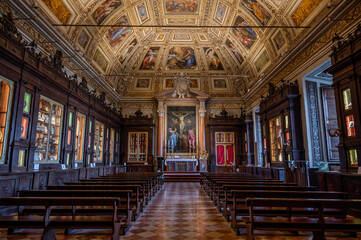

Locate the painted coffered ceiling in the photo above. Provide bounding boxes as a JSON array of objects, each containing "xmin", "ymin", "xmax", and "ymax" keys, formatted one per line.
[{"xmin": 2, "ymin": 0, "xmax": 345, "ymax": 101}]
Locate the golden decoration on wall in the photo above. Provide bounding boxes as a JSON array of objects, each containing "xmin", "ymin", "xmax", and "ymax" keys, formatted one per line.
[
  {"xmin": 291, "ymin": 0, "xmax": 322, "ymax": 26},
  {"xmin": 40, "ymin": 0, "xmax": 71, "ymax": 24}
]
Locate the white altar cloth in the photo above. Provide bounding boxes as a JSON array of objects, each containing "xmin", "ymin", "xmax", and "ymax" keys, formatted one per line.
[{"xmin": 165, "ymin": 158, "xmax": 198, "ymax": 166}]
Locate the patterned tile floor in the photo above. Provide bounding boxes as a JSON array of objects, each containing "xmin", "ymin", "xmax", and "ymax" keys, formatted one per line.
[{"xmin": 0, "ymin": 182, "xmax": 360, "ymax": 239}]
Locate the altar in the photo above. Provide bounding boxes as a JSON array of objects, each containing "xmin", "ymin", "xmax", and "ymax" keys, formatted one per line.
[{"xmin": 165, "ymin": 158, "xmax": 198, "ymax": 172}]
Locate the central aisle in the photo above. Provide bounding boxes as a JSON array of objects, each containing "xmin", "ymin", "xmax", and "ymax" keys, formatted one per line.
[{"xmin": 121, "ymin": 182, "xmax": 237, "ymax": 240}]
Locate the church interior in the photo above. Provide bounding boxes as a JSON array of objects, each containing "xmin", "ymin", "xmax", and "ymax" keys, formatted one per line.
[{"xmin": 0, "ymin": 0, "xmax": 361, "ymax": 239}]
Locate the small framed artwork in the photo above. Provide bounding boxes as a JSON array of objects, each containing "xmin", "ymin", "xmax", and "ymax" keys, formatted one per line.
[
  {"xmin": 214, "ymin": 1, "xmax": 228, "ymax": 24},
  {"xmin": 172, "ymin": 34, "xmax": 192, "ymax": 41},
  {"xmin": 134, "ymin": 78, "xmax": 152, "ymax": 91},
  {"xmin": 271, "ymin": 30, "xmax": 287, "ymax": 53},
  {"xmin": 77, "ymin": 28, "xmax": 92, "ymax": 51},
  {"xmin": 93, "ymin": 48, "xmax": 109, "ymax": 73},
  {"xmin": 135, "ymin": 2, "xmax": 150, "ymax": 24},
  {"xmin": 254, "ymin": 49, "xmax": 270, "ymax": 73},
  {"xmin": 211, "ymin": 78, "xmax": 230, "ymax": 91},
  {"xmin": 198, "ymin": 34, "xmax": 208, "ymax": 42},
  {"xmin": 155, "ymin": 33, "xmax": 166, "ymax": 42}
]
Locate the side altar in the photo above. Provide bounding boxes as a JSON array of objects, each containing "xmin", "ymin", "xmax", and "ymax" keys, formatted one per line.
[{"xmin": 155, "ymin": 73, "xmax": 209, "ymax": 172}]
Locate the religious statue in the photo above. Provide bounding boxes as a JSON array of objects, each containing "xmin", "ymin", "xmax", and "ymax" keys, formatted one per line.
[
  {"xmin": 172, "ymin": 73, "xmax": 191, "ymax": 98},
  {"xmin": 199, "ymin": 149, "xmax": 209, "ymax": 160}
]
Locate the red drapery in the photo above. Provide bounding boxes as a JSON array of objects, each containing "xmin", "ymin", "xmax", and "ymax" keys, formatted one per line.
[
  {"xmin": 226, "ymin": 145, "xmax": 234, "ymax": 165},
  {"xmin": 217, "ymin": 145, "xmax": 224, "ymax": 165}
]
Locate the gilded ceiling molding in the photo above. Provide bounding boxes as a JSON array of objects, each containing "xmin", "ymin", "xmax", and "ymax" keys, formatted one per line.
[{"xmin": 245, "ymin": 0, "xmax": 361, "ymax": 107}]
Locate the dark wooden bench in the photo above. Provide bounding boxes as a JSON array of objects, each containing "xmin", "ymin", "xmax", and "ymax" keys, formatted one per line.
[
  {"xmin": 218, "ymin": 185, "xmax": 317, "ymax": 220},
  {"xmin": 45, "ymin": 184, "xmax": 143, "ymax": 220},
  {"xmin": 230, "ymin": 190, "xmax": 348, "ymax": 234},
  {"xmin": 0, "ymin": 197, "xmax": 122, "ymax": 240},
  {"xmin": 243, "ymin": 198, "xmax": 361, "ymax": 240},
  {"xmin": 18, "ymin": 190, "xmax": 133, "ymax": 229}
]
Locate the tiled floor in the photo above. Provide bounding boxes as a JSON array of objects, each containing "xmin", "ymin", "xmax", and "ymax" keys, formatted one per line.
[{"xmin": 0, "ymin": 182, "xmax": 359, "ymax": 239}]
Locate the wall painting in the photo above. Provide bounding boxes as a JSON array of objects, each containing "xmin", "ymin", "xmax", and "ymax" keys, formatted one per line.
[{"xmin": 167, "ymin": 106, "xmax": 197, "ymax": 153}]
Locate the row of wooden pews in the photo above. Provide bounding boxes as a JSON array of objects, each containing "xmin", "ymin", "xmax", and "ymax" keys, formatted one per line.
[
  {"xmin": 201, "ymin": 172, "xmax": 361, "ymax": 239},
  {"xmin": 0, "ymin": 172, "xmax": 163, "ymax": 240}
]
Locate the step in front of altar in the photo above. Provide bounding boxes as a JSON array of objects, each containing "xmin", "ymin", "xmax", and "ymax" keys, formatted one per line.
[{"xmin": 164, "ymin": 172, "xmax": 201, "ymax": 182}]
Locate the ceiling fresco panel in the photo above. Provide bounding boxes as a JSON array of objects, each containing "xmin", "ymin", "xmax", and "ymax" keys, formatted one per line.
[
  {"xmin": 91, "ymin": 0, "xmax": 122, "ymax": 25},
  {"xmin": 164, "ymin": 0, "xmax": 200, "ymax": 15},
  {"xmin": 135, "ymin": 1, "xmax": 150, "ymax": 24},
  {"xmin": 106, "ymin": 14, "xmax": 132, "ymax": 49},
  {"xmin": 204, "ymin": 47, "xmax": 224, "ymax": 71},
  {"xmin": 231, "ymin": 15, "xmax": 257, "ymax": 50},
  {"xmin": 140, "ymin": 47, "xmax": 160, "ymax": 70},
  {"xmin": 240, "ymin": 0, "xmax": 272, "ymax": 25},
  {"xmin": 214, "ymin": 1, "xmax": 228, "ymax": 25},
  {"xmin": 166, "ymin": 47, "xmax": 197, "ymax": 70},
  {"xmin": 40, "ymin": 0, "xmax": 72, "ymax": 24}
]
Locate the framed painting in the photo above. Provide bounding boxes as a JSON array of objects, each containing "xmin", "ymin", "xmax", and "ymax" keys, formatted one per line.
[
  {"xmin": 166, "ymin": 47, "xmax": 197, "ymax": 70},
  {"xmin": 214, "ymin": 1, "xmax": 228, "ymax": 24},
  {"xmin": 140, "ymin": 47, "xmax": 160, "ymax": 70},
  {"xmin": 254, "ymin": 49, "xmax": 270, "ymax": 73},
  {"xmin": 204, "ymin": 47, "xmax": 224, "ymax": 71},
  {"xmin": 93, "ymin": 48, "xmax": 109, "ymax": 72},
  {"xmin": 92, "ymin": 0, "xmax": 122, "ymax": 25},
  {"xmin": 172, "ymin": 34, "xmax": 192, "ymax": 41},
  {"xmin": 135, "ymin": 2, "xmax": 149, "ymax": 24},
  {"xmin": 240, "ymin": 0, "xmax": 271, "ymax": 26},
  {"xmin": 211, "ymin": 78, "xmax": 230, "ymax": 91},
  {"xmin": 134, "ymin": 78, "xmax": 152, "ymax": 91},
  {"xmin": 232, "ymin": 16, "xmax": 257, "ymax": 49},
  {"xmin": 166, "ymin": 106, "xmax": 197, "ymax": 153},
  {"xmin": 165, "ymin": 0, "xmax": 199, "ymax": 15},
  {"xmin": 77, "ymin": 29, "xmax": 91, "ymax": 50},
  {"xmin": 271, "ymin": 30, "xmax": 286, "ymax": 52}
]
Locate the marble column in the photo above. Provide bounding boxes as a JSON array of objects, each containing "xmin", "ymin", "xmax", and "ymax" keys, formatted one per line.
[
  {"xmin": 245, "ymin": 114, "xmax": 255, "ymax": 166},
  {"xmin": 199, "ymin": 101, "xmax": 206, "ymax": 153},
  {"xmin": 157, "ymin": 101, "xmax": 165, "ymax": 157}
]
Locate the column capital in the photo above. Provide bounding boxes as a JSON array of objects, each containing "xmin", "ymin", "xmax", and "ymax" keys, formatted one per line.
[
  {"xmin": 157, "ymin": 109, "xmax": 165, "ymax": 117},
  {"xmin": 199, "ymin": 109, "xmax": 206, "ymax": 117}
]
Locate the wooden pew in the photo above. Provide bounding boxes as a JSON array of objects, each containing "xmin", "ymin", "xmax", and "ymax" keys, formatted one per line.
[
  {"xmin": 230, "ymin": 190, "xmax": 347, "ymax": 235},
  {"xmin": 220, "ymin": 185, "xmax": 316, "ymax": 220},
  {"xmin": 18, "ymin": 190, "xmax": 133, "ymax": 228},
  {"xmin": 45, "ymin": 185, "xmax": 143, "ymax": 220},
  {"xmin": 243, "ymin": 198, "xmax": 361, "ymax": 240},
  {"xmin": 0, "ymin": 197, "xmax": 122, "ymax": 239},
  {"xmin": 78, "ymin": 179, "xmax": 153, "ymax": 202}
]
